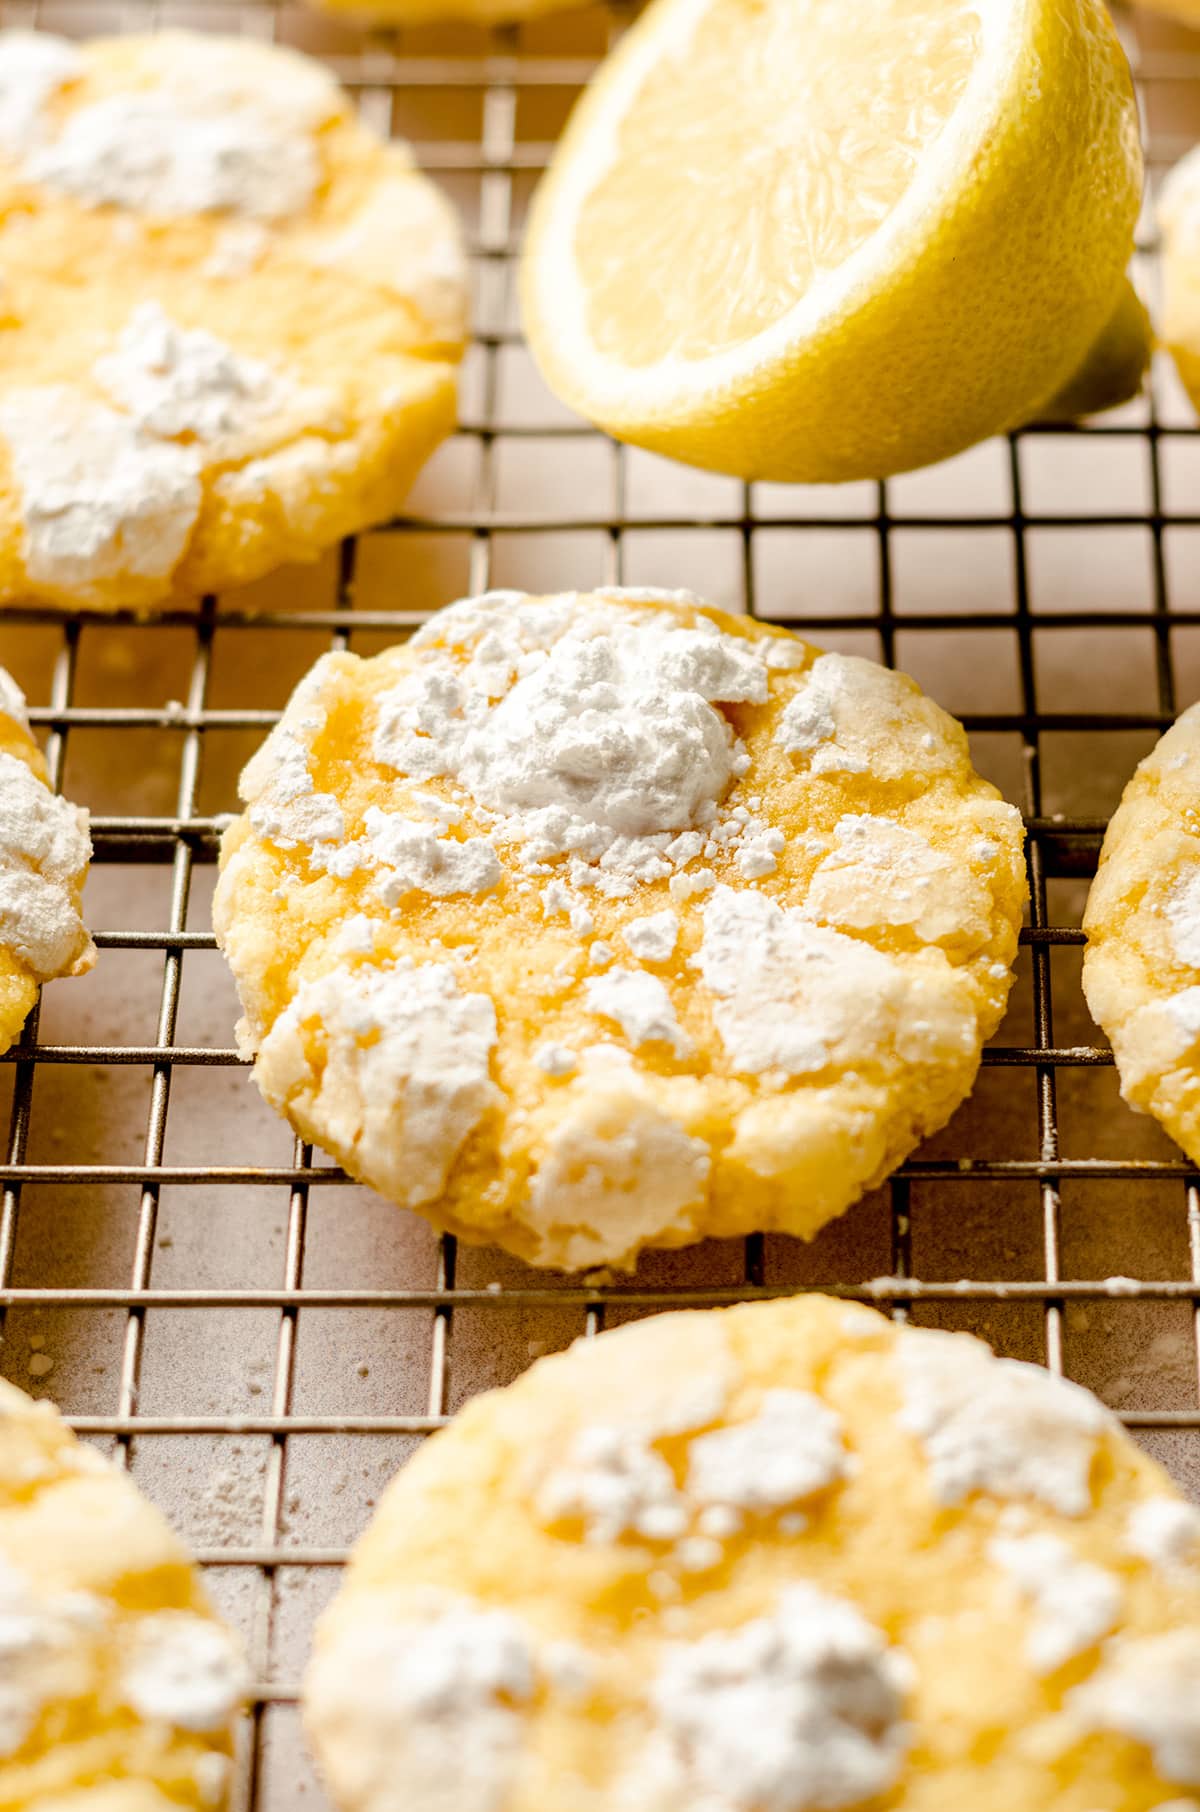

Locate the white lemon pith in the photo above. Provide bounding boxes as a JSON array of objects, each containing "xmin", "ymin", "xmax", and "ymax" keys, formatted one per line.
[
  {"xmin": 305, "ymin": 1295, "xmax": 1200, "ymax": 1812},
  {"xmin": 522, "ymin": 0, "xmax": 1144, "ymax": 483},
  {"xmin": 213, "ymin": 588, "xmax": 1026, "ymax": 1271}
]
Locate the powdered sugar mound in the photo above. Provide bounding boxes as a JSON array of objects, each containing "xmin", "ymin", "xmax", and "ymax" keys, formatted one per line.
[
  {"xmin": 373, "ymin": 594, "xmax": 773, "ymax": 887},
  {"xmin": 240, "ymin": 656, "xmax": 346, "ymax": 850},
  {"xmin": 122, "ymin": 1612, "xmax": 248, "ymax": 1732},
  {"xmin": 358, "ymin": 810, "xmax": 501, "ymax": 902},
  {"xmin": 1070, "ymin": 1630, "xmax": 1200, "ymax": 1783},
  {"xmin": 897, "ymin": 1327, "xmax": 1112, "ymax": 1515},
  {"xmin": 25, "ymin": 90, "xmax": 319, "ymax": 221},
  {"xmin": 622, "ymin": 909, "xmax": 679, "ymax": 962},
  {"xmin": 0, "ymin": 388, "xmax": 200, "ymax": 595},
  {"xmin": 306, "ymin": 1594, "xmax": 535, "ymax": 1812},
  {"xmin": 0, "ymin": 31, "xmax": 82, "ymax": 156},
  {"xmin": 0, "ymin": 666, "xmax": 29, "ymax": 731},
  {"xmin": 0, "ymin": 1556, "xmax": 107, "ymax": 1757},
  {"xmin": 645, "ymin": 1583, "xmax": 911, "ymax": 1811},
  {"xmin": 95, "ymin": 302, "xmax": 295, "ymax": 450},
  {"xmin": 1166, "ymin": 866, "xmax": 1200, "ymax": 969},
  {"xmin": 0, "ymin": 750, "xmax": 91, "ymax": 978},
  {"xmin": 988, "ymin": 1533, "xmax": 1120, "ymax": 1673},
  {"xmin": 584, "ymin": 967, "xmax": 691, "ymax": 1056},
  {"xmin": 255, "ymin": 959, "xmax": 498, "ymax": 1208},
  {"xmin": 539, "ymin": 1425, "xmax": 688, "ymax": 1544},
  {"xmin": 696, "ymin": 885, "xmax": 973, "ymax": 1076},
  {"xmin": 686, "ymin": 1391, "xmax": 848, "ymax": 1514},
  {"xmin": 1126, "ymin": 1497, "xmax": 1200, "ymax": 1572},
  {"xmin": 1162, "ymin": 986, "xmax": 1200, "ymax": 1054}
]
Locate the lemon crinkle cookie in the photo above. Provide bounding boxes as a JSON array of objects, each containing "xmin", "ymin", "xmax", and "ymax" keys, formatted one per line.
[
  {"xmin": 1083, "ymin": 704, "xmax": 1200, "ymax": 1161},
  {"xmin": 304, "ymin": 1294, "xmax": 1200, "ymax": 1811},
  {"xmin": 214, "ymin": 587, "xmax": 1026, "ymax": 1269},
  {"xmin": 0, "ymin": 1378, "xmax": 247, "ymax": 1806},
  {"xmin": 0, "ymin": 30, "xmax": 466, "ymax": 612},
  {"xmin": 0, "ymin": 664, "xmax": 92, "ymax": 1057}
]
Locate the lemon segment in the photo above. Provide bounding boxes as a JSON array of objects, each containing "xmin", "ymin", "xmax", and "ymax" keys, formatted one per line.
[{"xmin": 523, "ymin": 0, "xmax": 1144, "ymax": 483}]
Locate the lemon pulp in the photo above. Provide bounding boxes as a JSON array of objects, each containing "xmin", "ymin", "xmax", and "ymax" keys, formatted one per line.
[{"xmin": 578, "ymin": 0, "xmax": 983, "ymax": 367}]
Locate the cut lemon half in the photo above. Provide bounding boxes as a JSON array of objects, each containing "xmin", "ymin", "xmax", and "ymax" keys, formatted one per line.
[{"xmin": 522, "ymin": 0, "xmax": 1144, "ymax": 482}]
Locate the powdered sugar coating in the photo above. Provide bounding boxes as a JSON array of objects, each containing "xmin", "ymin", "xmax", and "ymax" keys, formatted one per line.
[
  {"xmin": 0, "ymin": 31, "xmax": 82, "ymax": 155},
  {"xmin": 697, "ymin": 884, "xmax": 976, "ymax": 1076},
  {"xmin": 255, "ymin": 959, "xmax": 498, "ymax": 1209},
  {"xmin": 95, "ymin": 302, "xmax": 299, "ymax": 450},
  {"xmin": 622, "ymin": 909, "xmax": 679, "ymax": 962},
  {"xmin": 1070, "ymin": 1630, "xmax": 1200, "ymax": 1783},
  {"xmin": 121, "ymin": 1612, "xmax": 250, "ymax": 1733},
  {"xmin": 584, "ymin": 966, "xmax": 692, "ymax": 1055},
  {"xmin": 1168, "ymin": 866, "xmax": 1200, "ymax": 969},
  {"xmin": 898, "ymin": 1326, "xmax": 1113, "ymax": 1514},
  {"xmin": 20, "ymin": 35, "xmax": 341, "ymax": 220},
  {"xmin": 685, "ymin": 1391, "xmax": 848, "ymax": 1515},
  {"xmin": 1127, "ymin": 1497, "xmax": 1200, "ymax": 1571},
  {"xmin": 0, "ymin": 669, "xmax": 29, "ymax": 731},
  {"xmin": 988, "ymin": 1533, "xmax": 1120, "ymax": 1672},
  {"xmin": 0, "ymin": 388, "xmax": 201, "ymax": 599},
  {"xmin": 0, "ymin": 747, "xmax": 91, "ymax": 983},
  {"xmin": 304, "ymin": 1594, "xmax": 536, "ymax": 1812},
  {"xmin": 645, "ymin": 1584, "xmax": 912, "ymax": 1810}
]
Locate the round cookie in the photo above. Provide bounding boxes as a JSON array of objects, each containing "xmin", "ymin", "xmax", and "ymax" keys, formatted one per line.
[
  {"xmin": 1083, "ymin": 703, "xmax": 1200, "ymax": 1159},
  {"xmin": 0, "ymin": 1377, "xmax": 247, "ymax": 1806},
  {"xmin": 0, "ymin": 664, "xmax": 92, "ymax": 1056},
  {"xmin": 0, "ymin": 30, "xmax": 466, "ymax": 612},
  {"xmin": 304, "ymin": 1293, "xmax": 1200, "ymax": 1812},
  {"xmin": 214, "ymin": 587, "xmax": 1026, "ymax": 1269}
]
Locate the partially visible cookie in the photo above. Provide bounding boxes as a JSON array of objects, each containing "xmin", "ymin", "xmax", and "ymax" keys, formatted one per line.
[
  {"xmin": 0, "ymin": 30, "xmax": 466, "ymax": 611},
  {"xmin": 305, "ymin": 1293, "xmax": 1200, "ymax": 1812},
  {"xmin": 0, "ymin": 665, "xmax": 92, "ymax": 1054},
  {"xmin": 214, "ymin": 586, "xmax": 1026, "ymax": 1269},
  {"xmin": 304, "ymin": 0, "xmax": 582, "ymax": 26},
  {"xmin": 1083, "ymin": 704, "xmax": 1200, "ymax": 1159},
  {"xmin": 0, "ymin": 1378, "xmax": 248, "ymax": 1805}
]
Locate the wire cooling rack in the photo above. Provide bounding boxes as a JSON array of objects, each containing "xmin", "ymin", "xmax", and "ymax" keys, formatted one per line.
[{"xmin": 2, "ymin": 2, "xmax": 1200, "ymax": 1804}]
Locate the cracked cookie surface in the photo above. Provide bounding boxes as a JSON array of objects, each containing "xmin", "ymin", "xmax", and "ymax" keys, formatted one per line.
[
  {"xmin": 215, "ymin": 587, "xmax": 1025, "ymax": 1268},
  {"xmin": 305, "ymin": 1294, "xmax": 1200, "ymax": 1812},
  {"xmin": 0, "ymin": 1379, "xmax": 247, "ymax": 1807}
]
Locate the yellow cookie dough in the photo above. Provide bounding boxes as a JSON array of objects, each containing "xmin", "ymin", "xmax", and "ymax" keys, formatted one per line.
[
  {"xmin": 0, "ymin": 30, "xmax": 466, "ymax": 612},
  {"xmin": 214, "ymin": 587, "xmax": 1026, "ymax": 1269},
  {"xmin": 0, "ymin": 665, "xmax": 92, "ymax": 1056},
  {"xmin": 1083, "ymin": 704, "xmax": 1200, "ymax": 1159},
  {"xmin": 304, "ymin": 1293, "xmax": 1200, "ymax": 1812},
  {"xmin": 0, "ymin": 1378, "xmax": 247, "ymax": 1807}
]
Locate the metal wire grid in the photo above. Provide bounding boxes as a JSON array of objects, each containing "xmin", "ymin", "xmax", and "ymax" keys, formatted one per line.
[{"xmin": 0, "ymin": 3, "xmax": 1198, "ymax": 1803}]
